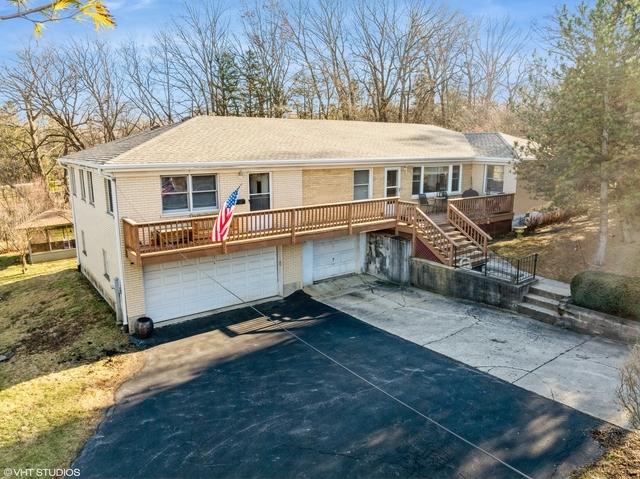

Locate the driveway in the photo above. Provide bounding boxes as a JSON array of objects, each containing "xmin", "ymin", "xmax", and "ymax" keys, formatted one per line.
[
  {"xmin": 74, "ymin": 289, "xmax": 614, "ymax": 478},
  {"xmin": 306, "ymin": 275, "xmax": 631, "ymax": 428}
]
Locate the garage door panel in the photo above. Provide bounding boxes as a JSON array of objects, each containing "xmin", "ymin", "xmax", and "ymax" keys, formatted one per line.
[
  {"xmin": 144, "ymin": 247, "xmax": 279, "ymax": 323},
  {"xmin": 312, "ymin": 237, "xmax": 357, "ymax": 282}
]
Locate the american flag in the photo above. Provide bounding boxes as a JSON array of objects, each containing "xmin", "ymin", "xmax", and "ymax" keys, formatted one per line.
[{"xmin": 212, "ymin": 187, "xmax": 240, "ymax": 242}]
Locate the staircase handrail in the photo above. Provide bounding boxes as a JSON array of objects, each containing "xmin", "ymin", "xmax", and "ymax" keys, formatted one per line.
[
  {"xmin": 414, "ymin": 208, "xmax": 456, "ymax": 265},
  {"xmin": 447, "ymin": 202, "xmax": 491, "ymax": 255}
]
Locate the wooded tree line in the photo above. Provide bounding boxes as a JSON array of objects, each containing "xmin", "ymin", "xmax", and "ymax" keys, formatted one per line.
[
  {"xmin": 0, "ymin": 0, "xmax": 638, "ymax": 269},
  {"xmin": 0, "ymin": 0, "xmax": 530, "ymax": 187}
]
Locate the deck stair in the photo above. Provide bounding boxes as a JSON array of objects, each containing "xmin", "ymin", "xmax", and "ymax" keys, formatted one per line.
[
  {"xmin": 437, "ymin": 222, "xmax": 486, "ymax": 268},
  {"xmin": 517, "ymin": 278, "xmax": 571, "ymax": 324}
]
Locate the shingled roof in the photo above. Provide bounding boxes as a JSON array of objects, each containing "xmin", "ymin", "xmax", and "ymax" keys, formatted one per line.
[
  {"xmin": 464, "ymin": 132, "xmax": 532, "ymax": 160},
  {"xmin": 61, "ymin": 123, "xmax": 180, "ymax": 165},
  {"xmin": 59, "ymin": 116, "xmax": 476, "ymax": 169},
  {"xmin": 17, "ymin": 209, "xmax": 72, "ymax": 230}
]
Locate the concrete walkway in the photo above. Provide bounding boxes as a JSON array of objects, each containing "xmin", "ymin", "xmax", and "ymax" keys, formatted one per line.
[{"xmin": 306, "ymin": 275, "xmax": 632, "ymax": 428}]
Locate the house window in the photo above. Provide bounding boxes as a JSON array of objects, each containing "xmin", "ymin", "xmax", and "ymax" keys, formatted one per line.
[
  {"xmin": 485, "ymin": 165, "xmax": 505, "ymax": 194},
  {"xmin": 69, "ymin": 167, "xmax": 76, "ymax": 196},
  {"xmin": 412, "ymin": 164, "xmax": 462, "ymax": 196},
  {"xmin": 451, "ymin": 165, "xmax": 461, "ymax": 193},
  {"xmin": 412, "ymin": 167, "xmax": 421, "ymax": 195},
  {"xmin": 385, "ymin": 168, "xmax": 400, "ymax": 197},
  {"xmin": 87, "ymin": 171, "xmax": 95, "ymax": 205},
  {"xmin": 191, "ymin": 175, "xmax": 218, "ymax": 211},
  {"xmin": 161, "ymin": 176, "xmax": 189, "ymax": 212},
  {"xmin": 79, "ymin": 170, "xmax": 86, "ymax": 201},
  {"xmin": 161, "ymin": 175, "xmax": 218, "ymax": 213},
  {"xmin": 105, "ymin": 178, "xmax": 114, "ymax": 214},
  {"xmin": 423, "ymin": 166, "xmax": 449, "ymax": 194},
  {"xmin": 249, "ymin": 173, "xmax": 271, "ymax": 211},
  {"xmin": 102, "ymin": 249, "xmax": 110, "ymax": 280},
  {"xmin": 81, "ymin": 230, "xmax": 87, "ymax": 256},
  {"xmin": 353, "ymin": 169, "xmax": 371, "ymax": 200}
]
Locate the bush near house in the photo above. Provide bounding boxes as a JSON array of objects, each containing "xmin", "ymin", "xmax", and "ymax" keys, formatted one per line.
[{"xmin": 571, "ymin": 271, "xmax": 640, "ymax": 320}]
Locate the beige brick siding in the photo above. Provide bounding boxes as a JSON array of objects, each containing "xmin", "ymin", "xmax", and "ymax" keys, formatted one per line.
[
  {"xmin": 303, "ymin": 168, "xmax": 353, "ymax": 204},
  {"xmin": 281, "ymin": 243, "xmax": 302, "ymax": 296},
  {"xmin": 69, "ymin": 167, "xmax": 119, "ymax": 309}
]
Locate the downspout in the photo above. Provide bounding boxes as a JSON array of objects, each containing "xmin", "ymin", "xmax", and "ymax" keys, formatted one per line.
[
  {"xmin": 110, "ymin": 176, "xmax": 129, "ymax": 332},
  {"xmin": 67, "ymin": 167, "xmax": 81, "ymax": 267}
]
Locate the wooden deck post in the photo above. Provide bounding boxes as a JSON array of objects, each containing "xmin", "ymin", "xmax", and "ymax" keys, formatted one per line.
[
  {"xmin": 348, "ymin": 203, "xmax": 353, "ymax": 235},
  {"xmin": 394, "ymin": 198, "xmax": 400, "ymax": 235},
  {"xmin": 290, "ymin": 209, "xmax": 296, "ymax": 244}
]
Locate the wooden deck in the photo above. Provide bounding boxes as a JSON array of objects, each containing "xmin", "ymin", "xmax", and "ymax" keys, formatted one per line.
[{"xmin": 122, "ymin": 194, "xmax": 515, "ymax": 266}]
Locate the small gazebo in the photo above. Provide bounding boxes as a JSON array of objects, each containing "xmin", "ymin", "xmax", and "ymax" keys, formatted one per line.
[{"xmin": 18, "ymin": 209, "xmax": 76, "ymax": 264}]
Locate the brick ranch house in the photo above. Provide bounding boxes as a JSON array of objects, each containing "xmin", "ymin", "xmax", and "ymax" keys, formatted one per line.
[{"xmin": 58, "ymin": 116, "xmax": 542, "ymax": 331}]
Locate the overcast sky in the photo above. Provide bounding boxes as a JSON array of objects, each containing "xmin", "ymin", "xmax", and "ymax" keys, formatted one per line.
[{"xmin": 0, "ymin": 0, "xmax": 584, "ymax": 61}]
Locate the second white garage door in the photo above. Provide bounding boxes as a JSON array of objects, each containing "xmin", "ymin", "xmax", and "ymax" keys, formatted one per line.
[
  {"xmin": 143, "ymin": 247, "xmax": 279, "ymax": 323},
  {"xmin": 312, "ymin": 236, "xmax": 359, "ymax": 282}
]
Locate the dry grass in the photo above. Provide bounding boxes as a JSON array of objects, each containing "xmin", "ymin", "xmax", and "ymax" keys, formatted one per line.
[
  {"xmin": 572, "ymin": 429, "xmax": 640, "ymax": 478},
  {"xmin": 0, "ymin": 254, "xmax": 142, "ymax": 469},
  {"xmin": 491, "ymin": 215, "xmax": 640, "ymax": 282}
]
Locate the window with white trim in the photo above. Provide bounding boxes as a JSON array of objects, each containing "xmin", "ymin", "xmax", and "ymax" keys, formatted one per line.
[
  {"xmin": 451, "ymin": 165, "xmax": 461, "ymax": 193},
  {"xmin": 87, "ymin": 171, "xmax": 95, "ymax": 205},
  {"xmin": 161, "ymin": 175, "xmax": 218, "ymax": 213},
  {"xmin": 411, "ymin": 164, "xmax": 463, "ymax": 196},
  {"xmin": 353, "ymin": 169, "xmax": 371, "ymax": 200},
  {"xmin": 485, "ymin": 165, "xmax": 505, "ymax": 194},
  {"xmin": 105, "ymin": 178, "xmax": 114, "ymax": 214},
  {"xmin": 79, "ymin": 170, "xmax": 86, "ymax": 201},
  {"xmin": 69, "ymin": 167, "xmax": 76, "ymax": 196},
  {"xmin": 385, "ymin": 169, "xmax": 400, "ymax": 197}
]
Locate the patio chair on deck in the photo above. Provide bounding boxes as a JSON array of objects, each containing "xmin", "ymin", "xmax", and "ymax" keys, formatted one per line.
[{"xmin": 418, "ymin": 194, "xmax": 434, "ymax": 214}]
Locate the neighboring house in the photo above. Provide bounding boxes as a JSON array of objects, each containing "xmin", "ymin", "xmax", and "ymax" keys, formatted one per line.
[
  {"xmin": 17, "ymin": 208, "xmax": 76, "ymax": 264},
  {"xmin": 58, "ymin": 116, "xmax": 541, "ymax": 331}
]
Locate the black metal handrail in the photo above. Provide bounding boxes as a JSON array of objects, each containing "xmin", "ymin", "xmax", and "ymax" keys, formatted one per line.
[{"xmin": 454, "ymin": 249, "xmax": 538, "ymax": 285}]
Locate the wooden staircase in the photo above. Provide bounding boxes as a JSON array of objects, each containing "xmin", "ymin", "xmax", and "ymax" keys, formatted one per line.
[
  {"xmin": 397, "ymin": 201, "xmax": 491, "ymax": 267},
  {"xmin": 437, "ymin": 223, "xmax": 486, "ymax": 267}
]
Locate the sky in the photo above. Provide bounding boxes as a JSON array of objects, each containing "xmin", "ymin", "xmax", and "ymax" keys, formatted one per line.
[{"xmin": 0, "ymin": 0, "xmax": 586, "ymax": 62}]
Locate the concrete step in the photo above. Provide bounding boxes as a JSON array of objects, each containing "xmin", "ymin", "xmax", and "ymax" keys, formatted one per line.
[
  {"xmin": 517, "ymin": 302, "xmax": 561, "ymax": 325},
  {"xmin": 523, "ymin": 293, "xmax": 559, "ymax": 310},
  {"xmin": 529, "ymin": 284, "xmax": 570, "ymax": 301}
]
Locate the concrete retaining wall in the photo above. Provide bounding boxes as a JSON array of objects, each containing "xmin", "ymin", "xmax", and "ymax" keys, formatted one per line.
[
  {"xmin": 559, "ymin": 300, "xmax": 640, "ymax": 343},
  {"xmin": 366, "ymin": 233, "xmax": 411, "ymax": 284},
  {"xmin": 29, "ymin": 248, "xmax": 76, "ymax": 264},
  {"xmin": 410, "ymin": 257, "xmax": 529, "ymax": 310}
]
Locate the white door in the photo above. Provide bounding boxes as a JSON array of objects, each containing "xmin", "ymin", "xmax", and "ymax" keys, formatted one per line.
[
  {"xmin": 312, "ymin": 237, "xmax": 357, "ymax": 281},
  {"xmin": 143, "ymin": 247, "xmax": 279, "ymax": 323}
]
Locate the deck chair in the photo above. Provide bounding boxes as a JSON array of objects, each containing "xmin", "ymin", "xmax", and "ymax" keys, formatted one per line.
[{"xmin": 418, "ymin": 194, "xmax": 434, "ymax": 214}]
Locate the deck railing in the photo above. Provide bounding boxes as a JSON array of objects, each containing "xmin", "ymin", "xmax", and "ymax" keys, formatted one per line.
[
  {"xmin": 447, "ymin": 203, "xmax": 491, "ymax": 255},
  {"xmin": 448, "ymin": 193, "xmax": 515, "ymax": 223},
  {"xmin": 123, "ymin": 197, "xmax": 399, "ymax": 261}
]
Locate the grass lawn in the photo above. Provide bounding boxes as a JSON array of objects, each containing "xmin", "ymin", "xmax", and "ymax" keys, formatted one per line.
[
  {"xmin": 491, "ymin": 215, "xmax": 640, "ymax": 283},
  {"xmin": 0, "ymin": 254, "xmax": 142, "ymax": 469}
]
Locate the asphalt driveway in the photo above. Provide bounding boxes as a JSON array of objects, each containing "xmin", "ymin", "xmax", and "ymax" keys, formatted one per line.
[{"xmin": 74, "ymin": 291, "xmax": 611, "ymax": 478}]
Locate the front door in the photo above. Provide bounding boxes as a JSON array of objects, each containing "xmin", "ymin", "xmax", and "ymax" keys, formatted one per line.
[{"xmin": 249, "ymin": 173, "xmax": 271, "ymax": 211}]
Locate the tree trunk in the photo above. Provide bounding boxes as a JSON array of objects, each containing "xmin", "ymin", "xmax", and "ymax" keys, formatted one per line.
[{"xmin": 594, "ymin": 176, "xmax": 608, "ymax": 267}]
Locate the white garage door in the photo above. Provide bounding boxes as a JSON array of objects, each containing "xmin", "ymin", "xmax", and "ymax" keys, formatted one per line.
[
  {"xmin": 143, "ymin": 247, "xmax": 279, "ymax": 323},
  {"xmin": 313, "ymin": 236, "xmax": 357, "ymax": 282}
]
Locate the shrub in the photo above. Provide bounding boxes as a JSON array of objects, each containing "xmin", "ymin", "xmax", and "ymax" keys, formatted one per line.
[
  {"xmin": 571, "ymin": 271, "xmax": 640, "ymax": 320},
  {"xmin": 524, "ymin": 207, "xmax": 585, "ymax": 232}
]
